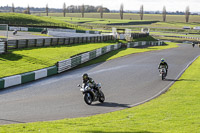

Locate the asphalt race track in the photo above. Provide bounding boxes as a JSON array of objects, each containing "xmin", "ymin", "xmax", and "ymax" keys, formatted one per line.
[
  {"xmin": 0, "ymin": 44, "xmax": 199, "ymax": 125},
  {"xmin": 0, "ymin": 31, "xmax": 102, "ymax": 40}
]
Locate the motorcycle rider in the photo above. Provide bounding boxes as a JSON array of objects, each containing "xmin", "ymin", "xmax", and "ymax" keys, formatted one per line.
[
  {"xmin": 82, "ymin": 73, "xmax": 99, "ymax": 92},
  {"xmin": 158, "ymin": 58, "xmax": 168, "ymax": 76}
]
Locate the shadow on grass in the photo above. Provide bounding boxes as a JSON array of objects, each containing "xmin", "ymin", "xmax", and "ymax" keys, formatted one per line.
[
  {"xmin": 107, "ymin": 21, "xmax": 159, "ymax": 25},
  {"xmin": 164, "ymin": 78, "xmax": 199, "ymax": 82},
  {"xmin": 83, "ymin": 131, "xmax": 157, "ymax": 133},
  {"xmin": 92, "ymin": 102, "xmax": 130, "ymax": 108},
  {"xmin": 0, "ymin": 119, "xmax": 25, "ymax": 124},
  {"xmin": 0, "ymin": 52, "xmax": 22, "ymax": 61}
]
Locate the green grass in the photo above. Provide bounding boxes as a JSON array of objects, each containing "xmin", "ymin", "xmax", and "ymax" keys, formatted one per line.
[
  {"xmin": 0, "ymin": 13, "xmax": 87, "ymax": 30},
  {"xmin": 31, "ymin": 33, "xmax": 53, "ymax": 37},
  {"xmin": 45, "ymin": 13, "xmax": 200, "ymax": 29},
  {"xmin": 0, "ymin": 42, "xmax": 114, "ymax": 78},
  {"xmin": 0, "ymin": 35, "xmax": 160, "ymax": 78},
  {"xmin": 1, "ymin": 43, "xmax": 200, "ymax": 133},
  {"xmin": 35, "ymin": 13, "xmax": 200, "ymax": 23}
]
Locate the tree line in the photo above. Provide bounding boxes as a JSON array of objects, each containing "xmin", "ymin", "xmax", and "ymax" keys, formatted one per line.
[
  {"xmin": 119, "ymin": 4, "xmax": 190, "ymax": 23},
  {"xmin": 1, "ymin": 3, "xmax": 191, "ymax": 23}
]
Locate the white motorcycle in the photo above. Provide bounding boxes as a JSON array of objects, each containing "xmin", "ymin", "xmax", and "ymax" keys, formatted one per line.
[
  {"xmin": 13, "ymin": 30, "xmax": 17, "ymax": 35},
  {"xmin": 78, "ymin": 83, "xmax": 105, "ymax": 105},
  {"xmin": 159, "ymin": 68, "xmax": 167, "ymax": 80}
]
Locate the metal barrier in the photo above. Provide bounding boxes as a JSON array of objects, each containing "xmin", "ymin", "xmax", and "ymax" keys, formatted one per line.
[
  {"xmin": 57, "ymin": 43, "xmax": 122, "ymax": 73},
  {"xmin": 0, "ymin": 41, "xmax": 5, "ymax": 54},
  {"xmin": 7, "ymin": 35, "xmax": 114, "ymax": 50}
]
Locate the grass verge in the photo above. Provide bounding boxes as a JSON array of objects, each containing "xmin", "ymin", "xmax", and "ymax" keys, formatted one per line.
[{"xmin": 0, "ymin": 42, "xmax": 115, "ymax": 78}]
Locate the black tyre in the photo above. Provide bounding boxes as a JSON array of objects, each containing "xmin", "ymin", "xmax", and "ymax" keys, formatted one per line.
[
  {"xmin": 84, "ymin": 93, "xmax": 92, "ymax": 105},
  {"xmin": 99, "ymin": 90, "xmax": 105, "ymax": 103}
]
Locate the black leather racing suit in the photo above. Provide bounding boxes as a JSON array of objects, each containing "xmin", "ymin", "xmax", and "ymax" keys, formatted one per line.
[{"xmin": 158, "ymin": 62, "xmax": 168, "ymax": 76}]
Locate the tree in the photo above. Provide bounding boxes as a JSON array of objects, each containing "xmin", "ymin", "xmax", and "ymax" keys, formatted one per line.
[
  {"xmin": 11, "ymin": 3, "xmax": 15, "ymax": 12},
  {"xmin": 100, "ymin": 6, "xmax": 103, "ymax": 19},
  {"xmin": 162, "ymin": 6, "xmax": 167, "ymax": 22},
  {"xmin": 120, "ymin": 3, "xmax": 124, "ymax": 20},
  {"xmin": 81, "ymin": 4, "xmax": 85, "ymax": 18},
  {"xmin": 46, "ymin": 4, "xmax": 49, "ymax": 16},
  {"xmin": 63, "ymin": 3, "xmax": 66, "ymax": 17},
  {"xmin": 140, "ymin": 5, "xmax": 144, "ymax": 20},
  {"xmin": 27, "ymin": 5, "xmax": 31, "ymax": 14},
  {"xmin": 185, "ymin": 6, "xmax": 190, "ymax": 23}
]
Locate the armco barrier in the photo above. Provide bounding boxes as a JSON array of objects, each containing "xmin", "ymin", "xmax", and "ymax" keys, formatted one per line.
[
  {"xmin": 0, "ymin": 66, "xmax": 58, "ymax": 89},
  {"xmin": 0, "ymin": 41, "xmax": 163, "ymax": 89},
  {"xmin": 7, "ymin": 35, "xmax": 113, "ymax": 50},
  {"xmin": 126, "ymin": 41, "xmax": 163, "ymax": 48},
  {"xmin": 57, "ymin": 43, "xmax": 122, "ymax": 73},
  {"xmin": 0, "ymin": 42, "xmax": 5, "ymax": 54}
]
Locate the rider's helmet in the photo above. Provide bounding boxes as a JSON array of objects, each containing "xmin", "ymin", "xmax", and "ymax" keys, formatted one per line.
[
  {"xmin": 161, "ymin": 58, "xmax": 165, "ymax": 63},
  {"xmin": 82, "ymin": 73, "xmax": 88, "ymax": 80}
]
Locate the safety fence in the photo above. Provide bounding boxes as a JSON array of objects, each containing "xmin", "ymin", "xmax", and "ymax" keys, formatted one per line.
[
  {"xmin": 57, "ymin": 43, "xmax": 122, "ymax": 73},
  {"xmin": 7, "ymin": 35, "xmax": 113, "ymax": 50},
  {"xmin": 126, "ymin": 41, "xmax": 163, "ymax": 48},
  {"xmin": 0, "ymin": 66, "xmax": 57, "ymax": 89},
  {"xmin": 0, "ymin": 40, "xmax": 163, "ymax": 89}
]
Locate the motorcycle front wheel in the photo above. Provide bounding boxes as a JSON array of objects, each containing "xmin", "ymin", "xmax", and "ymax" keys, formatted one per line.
[
  {"xmin": 99, "ymin": 90, "xmax": 105, "ymax": 103},
  {"xmin": 84, "ymin": 93, "xmax": 92, "ymax": 105}
]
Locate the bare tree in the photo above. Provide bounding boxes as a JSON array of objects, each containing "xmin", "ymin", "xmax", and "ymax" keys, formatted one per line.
[
  {"xmin": 27, "ymin": 5, "xmax": 31, "ymax": 14},
  {"xmin": 46, "ymin": 4, "xmax": 49, "ymax": 16},
  {"xmin": 140, "ymin": 5, "xmax": 144, "ymax": 20},
  {"xmin": 185, "ymin": 6, "xmax": 190, "ymax": 23},
  {"xmin": 81, "ymin": 4, "xmax": 85, "ymax": 18},
  {"xmin": 11, "ymin": 3, "xmax": 15, "ymax": 12},
  {"xmin": 120, "ymin": 3, "xmax": 124, "ymax": 20},
  {"xmin": 162, "ymin": 6, "xmax": 167, "ymax": 22},
  {"xmin": 100, "ymin": 6, "xmax": 103, "ymax": 19},
  {"xmin": 63, "ymin": 3, "xmax": 66, "ymax": 17}
]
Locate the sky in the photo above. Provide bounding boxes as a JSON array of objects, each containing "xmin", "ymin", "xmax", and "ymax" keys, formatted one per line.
[{"xmin": 1, "ymin": 0, "xmax": 200, "ymax": 12}]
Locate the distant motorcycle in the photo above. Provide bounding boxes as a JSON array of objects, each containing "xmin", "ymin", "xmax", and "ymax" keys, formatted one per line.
[
  {"xmin": 13, "ymin": 30, "xmax": 17, "ymax": 35},
  {"xmin": 78, "ymin": 83, "xmax": 105, "ymax": 105},
  {"xmin": 159, "ymin": 68, "xmax": 167, "ymax": 80}
]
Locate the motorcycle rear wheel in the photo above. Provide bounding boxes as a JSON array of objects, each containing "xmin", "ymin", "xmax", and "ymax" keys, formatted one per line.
[{"xmin": 162, "ymin": 73, "xmax": 165, "ymax": 80}]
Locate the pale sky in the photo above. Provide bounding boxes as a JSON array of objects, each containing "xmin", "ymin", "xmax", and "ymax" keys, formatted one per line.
[{"xmin": 1, "ymin": 0, "xmax": 199, "ymax": 12}]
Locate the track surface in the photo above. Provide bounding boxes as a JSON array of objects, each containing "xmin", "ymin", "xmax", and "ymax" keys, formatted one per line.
[
  {"xmin": 0, "ymin": 44, "xmax": 199, "ymax": 125},
  {"xmin": 0, "ymin": 31, "xmax": 102, "ymax": 40}
]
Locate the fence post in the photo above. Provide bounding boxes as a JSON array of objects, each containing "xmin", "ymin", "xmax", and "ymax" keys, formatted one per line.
[
  {"xmin": 16, "ymin": 40, "xmax": 19, "ymax": 49},
  {"xmin": 50, "ymin": 38, "xmax": 53, "ymax": 46},
  {"xmin": 35, "ymin": 39, "xmax": 37, "ymax": 47},
  {"xmin": 43, "ymin": 39, "xmax": 45, "ymax": 46},
  {"xmin": 86, "ymin": 37, "xmax": 88, "ymax": 43},
  {"xmin": 63, "ymin": 38, "xmax": 65, "ymax": 45},
  {"xmin": 26, "ymin": 40, "xmax": 28, "ymax": 48},
  {"xmin": 57, "ymin": 38, "xmax": 59, "ymax": 45},
  {"xmin": 5, "ymin": 41, "xmax": 8, "ymax": 53},
  {"xmin": 77, "ymin": 37, "xmax": 79, "ymax": 44},
  {"xmin": 73, "ymin": 38, "xmax": 75, "ymax": 44}
]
